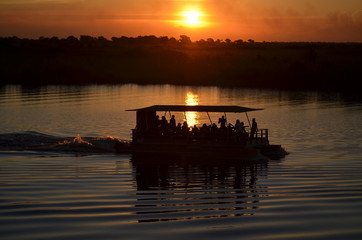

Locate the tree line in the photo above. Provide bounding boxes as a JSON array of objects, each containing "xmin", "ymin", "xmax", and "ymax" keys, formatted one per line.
[
  {"xmin": 0, "ymin": 35, "xmax": 259, "ymax": 48},
  {"xmin": 1, "ymin": 35, "xmax": 361, "ymax": 93}
]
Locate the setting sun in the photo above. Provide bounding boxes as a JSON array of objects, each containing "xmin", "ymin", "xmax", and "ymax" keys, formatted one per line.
[
  {"xmin": 180, "ymin": 9, "xmax": 205, "ymax": 27},
  {"xmin": 184, "ymin": 11, "xmax": 200, "ymax": 25}
]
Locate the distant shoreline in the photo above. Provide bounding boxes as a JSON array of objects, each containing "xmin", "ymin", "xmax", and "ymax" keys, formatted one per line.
[{"xmin": 1, "ymin": 36, "xmax": 361, "ymax": 93}]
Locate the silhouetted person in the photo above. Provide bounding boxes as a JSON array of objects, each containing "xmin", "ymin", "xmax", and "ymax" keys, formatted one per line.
[
  {"xmin": 211, "ymin": 123, "xmax": 218, "ymax": 136},
  {"xmin": 241, "ymin": 122, "xmax": 248, "ymax": 138},
  {"xmin": 155, "ymin": 115, "xmax": 161, "ymax": 127},
  {"xmin": 170, "ymin": 115, "xmax": 176, "ymax": 130},
  {"xmin": 235, "ymin": 120, "xmax": 243, "ymax": 142},
  {"xmin": 160, "ymin": 116, "xmax": 167, "ymax": 126},
  {"xmin": 182, "ymin": 121, "xmax": 189, "ymax": 136},
  {"xmin": 191, "ymin": 125, "xmax": 199, "ymax": 136},
  {"xmin": 250, "ymin": 118, "xmax": 258, "ymax": 139},
  {"xmin": 160, "ymin": 116, "xmax": 168, "ymax": 134},
  {"xmin": 227, "ymin": 123, "xmax": 234, "ymax": 138},
  {"xmin": 176, "ymin": 123, "xmax": 182, "ymax": 136},
  {"xmin": 200, "ymin": 123, "xmax": 209, "ymax": 137},
  {"xmin": 218, "ymin": 115, "xmax": 227, "ymax": 129}
]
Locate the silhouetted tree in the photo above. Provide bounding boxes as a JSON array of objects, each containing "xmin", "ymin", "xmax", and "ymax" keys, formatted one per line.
[
  {"xmin": 50, "ymin": 36, "xmax": 59, "ymax": 41},
  {"xmin": 196, "ymin": 39, "xmax": 207, "ymax": 46},
  {"xmin": 80, "ymin": 35, "xmax": 96, "ymax": 46},
  {"xmin": 207, "ymin": 38, "xmax": 214, "ymax": 45},
  {"xmin": 97, "ymin": 36, "xmax": 108, "ymax": 42},
  {"xmin": 136, "ymin": 35, "xmax": 159, "ymax": 45},
  {"xmin": 169, "ymin": 37, "xmax": 177, "ymax": 45},
  {"xmin": 112, "ymin": 36, "xmax": 132, "ymax": 45},
  {"xmin": 159, "ymin": 36, "xmax": 169, "ymax": 45},
  {"xmin": 66, "ymin": 36, "xmax": 78, "ymax": 41},
  {"xmin": 179, "ymin": 35, "xmax": 192, "ymax": 45},
  {"xmin": 65, "ymin": 36, "xmax": 79, "ymax": 47}
]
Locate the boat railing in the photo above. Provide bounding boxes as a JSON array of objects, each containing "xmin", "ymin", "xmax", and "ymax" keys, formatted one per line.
[
  {"xmin": 132, "ymin": 128, "xmax": 269, "ymax": 144},
  {"xmin": 258, "ymin": 129, "xmax": 268, "ymax": 140},
  {"xmin": 246, "ymin": 128, "xmax": 268, "ymax": 145}
]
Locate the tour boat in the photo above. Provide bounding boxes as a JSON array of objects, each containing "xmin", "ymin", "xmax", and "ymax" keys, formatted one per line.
[{"xmin": 115, "ymin": 105, "xmax": 287, "ymax": 160}]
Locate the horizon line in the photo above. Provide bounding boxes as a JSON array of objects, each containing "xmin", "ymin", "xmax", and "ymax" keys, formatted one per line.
[{"xmin": 2, "ymin": 35, "xmax": 362, "ymax": 44}]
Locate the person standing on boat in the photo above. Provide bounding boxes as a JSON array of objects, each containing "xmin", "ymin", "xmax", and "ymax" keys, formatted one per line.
[
  {"xmin": 250, "ymin": 118, "xmax": 258, "ymax": 139},
  {"xmin": 218, "ymin": 115, "xmax": 227, "ymax": 129},
  {"xmin": 241, "ymin": 122, "xmax": 247, "ymax": 138},
  {"xmin": 235, "ymin": 120, "xmax": 244, "ymax": 142},
  {"xmin": 160, "ymin": 116, "xmax": 168, "ymax": 135},
  {"xmin": 170, "ymin": 115, "xmax": 176, "ymax": 130}
]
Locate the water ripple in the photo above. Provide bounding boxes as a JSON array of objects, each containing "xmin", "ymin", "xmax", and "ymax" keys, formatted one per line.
[{"xmin": 1, "ymin": 153, "xmax": 362, "ymax": 240}]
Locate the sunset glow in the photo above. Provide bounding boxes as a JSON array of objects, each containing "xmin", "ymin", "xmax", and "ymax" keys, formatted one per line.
[
  {"xmin": 0, "ymin": 0, "xmax": 361, "ymax": 41},
  {"xmin": 185, "ymin": 92, "xmax": 199, "ymax": 126},
  {"xmin": 182, "ymin": 10, "xmax": 202, "ymax": 27},
  {"xmin": 185, "ymin": 92, "xmax": 199, "ymax": 106}
]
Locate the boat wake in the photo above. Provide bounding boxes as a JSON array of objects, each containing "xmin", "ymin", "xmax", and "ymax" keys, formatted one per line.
[
  {"xmin": 0, "ymin": 131, "xmax": 287, "ymax": 160},
  {"xmin": 0, "ymin": 131, "xmax": 126, "ymax": 154}
]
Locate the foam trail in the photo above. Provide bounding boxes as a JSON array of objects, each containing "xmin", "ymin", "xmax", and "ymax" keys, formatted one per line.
[{"xmin": 0, "ymin": 131, "xmax": 124, "ymax": 153}]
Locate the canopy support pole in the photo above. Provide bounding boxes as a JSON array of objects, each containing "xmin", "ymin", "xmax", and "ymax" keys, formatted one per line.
[
  {"xmin": 245, "ymin": 112, "xmax": 251, "ymax": 127},
  {"xmin": 207, "ymin": 112, "xmax": 213, "ymax": 124}
]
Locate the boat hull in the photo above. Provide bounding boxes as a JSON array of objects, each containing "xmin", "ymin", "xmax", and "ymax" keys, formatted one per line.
[{"xmin": 115, "ymin": 138, "xmax": 271, "ymax": 161}]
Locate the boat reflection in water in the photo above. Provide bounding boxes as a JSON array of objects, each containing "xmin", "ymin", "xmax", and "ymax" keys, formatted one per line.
[{"xmin": 131, "ymin": 154, "xmax": 269, "ymax": 223}]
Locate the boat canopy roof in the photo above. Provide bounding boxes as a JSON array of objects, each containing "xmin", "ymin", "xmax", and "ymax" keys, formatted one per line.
[{"xmin": 126, "ymin": 105, "xmax": 263, "ymax": 113}]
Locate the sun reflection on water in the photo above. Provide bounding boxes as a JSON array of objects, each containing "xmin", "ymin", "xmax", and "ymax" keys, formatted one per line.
[{"xmin": 185, "ymin": 92, "xmax": 199, "ymax": 126}]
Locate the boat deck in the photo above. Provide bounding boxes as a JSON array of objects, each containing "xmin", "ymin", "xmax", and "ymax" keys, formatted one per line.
[{"xmin": 132, "ymin": 128, "xmax": 269, "ymax": 148}]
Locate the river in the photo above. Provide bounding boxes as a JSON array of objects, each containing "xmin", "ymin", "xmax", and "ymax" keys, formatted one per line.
[{"xmin": 1, "ymin": 84, "xmax": 362, "ymax": 239}]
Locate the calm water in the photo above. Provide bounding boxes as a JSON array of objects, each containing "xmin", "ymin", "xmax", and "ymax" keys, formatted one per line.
[{"xmin": 1, "ymin": 84, "xmax": 362, "ymax": 239}]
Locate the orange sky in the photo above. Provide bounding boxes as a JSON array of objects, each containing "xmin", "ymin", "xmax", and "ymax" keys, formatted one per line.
[{"xmin": 1, "ymin": 0, "xmax": 362, "ymax": 42}]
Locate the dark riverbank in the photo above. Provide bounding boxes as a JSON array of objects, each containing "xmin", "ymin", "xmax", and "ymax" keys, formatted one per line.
[{"xmin": 1, "ymin": 36, "xmax": 361, "ymax": 92}]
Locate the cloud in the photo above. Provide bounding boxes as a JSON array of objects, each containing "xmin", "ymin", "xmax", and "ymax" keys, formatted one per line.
[
  {"xmin": 206, "ymin": 1, "xmax": 362, "ymax": 42},
  {"xmin": 318, "ymin": 10, "xmax": 362, "ymax": 41},
  {"xmin": 327, "ymin": 10, "xmax": 362, "ymax": 28}
]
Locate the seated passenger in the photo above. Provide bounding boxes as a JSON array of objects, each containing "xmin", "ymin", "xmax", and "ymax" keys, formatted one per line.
[
  {"xmin": 227, "ymin": 123, "xmax": 234, "ymax": 138},
  {"xmin": 175, "ymin": 123, "xmax": 182, "ymax": 136},
  {"xmin": 182, "ymin": 121, "xmax": 189, "ymax": 136},
  {"xmin": 191, "ymin": 125, "xmax": 199, "ymax": 136},
  {"xmin": 200, "ymin": 124, "xmax": 209, "ymax": 137},
  {"xmin": 211, "ymin": 123, "xmax": 218, "ymax": 136}
]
